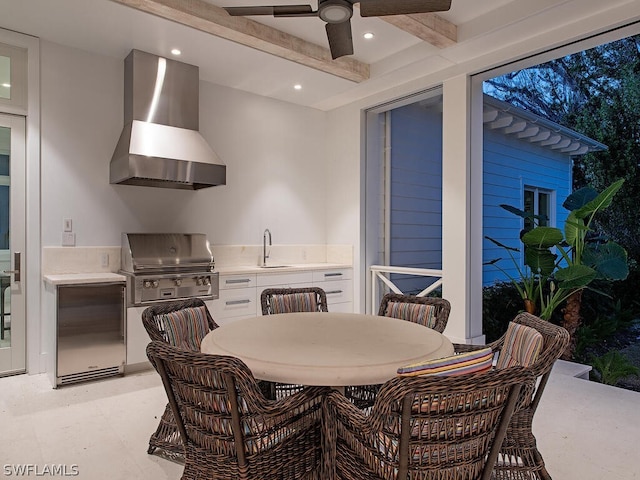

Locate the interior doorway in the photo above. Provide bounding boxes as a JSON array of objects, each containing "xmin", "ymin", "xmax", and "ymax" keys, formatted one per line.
[{"xmin": 0, "ymin": 113, "xmax": 26, "ymax": 376}]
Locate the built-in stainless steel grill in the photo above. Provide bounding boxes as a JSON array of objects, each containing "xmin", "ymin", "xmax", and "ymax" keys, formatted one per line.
[{"xmin": 120, "ymin": 233, "xmax": 219, "ymax": 306}]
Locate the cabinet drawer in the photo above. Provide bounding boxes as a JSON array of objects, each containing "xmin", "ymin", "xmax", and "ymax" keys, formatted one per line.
[
  {"xmin": 323, "ymin": 279, "xmax": 353, "ymax": 305},
  {"xmin": 312, "ymin": 268, "xmax": 352, "ymax": 282},
  {"xmin": 328, "ymin": 302, "xmax": 353, "ymax": 313},
  {"xmin": 219, "ymin": 274, "xmax": 257, "ymax": 290},
  {"xmin": 210, "ymin": 287, "xmax": 257, "ymax": 320},
  {"xmin": 257, "ymin": 271, "xmax": 313, "ymax": 287}
]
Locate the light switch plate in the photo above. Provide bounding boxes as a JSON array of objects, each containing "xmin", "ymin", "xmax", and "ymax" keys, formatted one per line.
[
  {"xmin": 62, "ymin": 232, "xmax": 76, "ymax": 247},
  {"xmin": 63, "ymin": 218, "xmax": 72, "ymax": 232}
]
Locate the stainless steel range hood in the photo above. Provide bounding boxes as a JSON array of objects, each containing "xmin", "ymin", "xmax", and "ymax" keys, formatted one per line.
[{"xmin": 110, "ymin": 50, "xmax": 226, "ymax": 190}]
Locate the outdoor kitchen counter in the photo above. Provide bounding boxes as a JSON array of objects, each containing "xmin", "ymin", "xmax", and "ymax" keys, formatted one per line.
[
  {"xmin": 43, "ymin": 273, "xmax": 127, "ymax": 286},
  {"xmin": 215, "ymin": 263, "xmax": 351, "ymax": 274}
]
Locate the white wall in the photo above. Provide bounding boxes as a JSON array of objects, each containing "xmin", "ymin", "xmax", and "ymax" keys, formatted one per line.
[
  {"xmin": 40, "ymin": 41, "xmax": 328, "ymax": 248},
  {"xmin": 36, "ymin": 41, "xmax": 330, "ymax": 373}
]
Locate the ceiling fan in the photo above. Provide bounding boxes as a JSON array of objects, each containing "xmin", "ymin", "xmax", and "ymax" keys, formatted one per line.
[{"xmin": 223, "ymin": 0, "xmax": 453, "ymax": 60}]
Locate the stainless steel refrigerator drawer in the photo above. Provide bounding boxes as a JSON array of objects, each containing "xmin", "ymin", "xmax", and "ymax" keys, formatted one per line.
[{"xmin": 56, "ymin": 282, "xmax": 126, "ymax": 386}]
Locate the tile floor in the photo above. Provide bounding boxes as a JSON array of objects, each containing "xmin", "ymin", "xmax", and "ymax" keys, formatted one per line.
[{"xmin": 1, "ymin": 363, "xmax": 639, "ymax": 479}]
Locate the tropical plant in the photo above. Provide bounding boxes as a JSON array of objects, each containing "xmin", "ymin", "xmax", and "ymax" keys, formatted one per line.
[
  {"xmin": 591, "ymin": 351, "xmax": 639, "ymax": 386},
  {"xmin": 486, "ymin": 178, "xmax": 629, "ymax": 358}
]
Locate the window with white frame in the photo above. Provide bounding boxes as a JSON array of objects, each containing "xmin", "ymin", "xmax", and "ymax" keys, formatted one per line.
[{"xmin": 523, "ymin": 186, "xmax": 553, "ymax": 231}]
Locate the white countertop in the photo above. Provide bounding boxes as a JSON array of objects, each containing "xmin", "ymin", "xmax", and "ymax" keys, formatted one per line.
[
  {"xmin": 215, "ymin": 263, "xmax": 351, "ymax": 274},
  {"xmin": 43, "ymin": 273, "xmax": 127, "ymax": 286},
  {"xmin": 42, "ymin": 263, "xmax": 351, "ymax": 286}
]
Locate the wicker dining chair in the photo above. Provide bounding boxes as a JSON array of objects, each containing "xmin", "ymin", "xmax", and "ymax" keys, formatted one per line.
[
  {"xmin": 147, "ymin": 341, "xmax": 328, "ymax": 480},
  {"xmin": 322, "ymin": 365, "xmax": 532, "ymax": 480},
  {"xmin": 455, "ymin": 312, "xmax": 570, "ymax": 480},
  {"xmin": 260, "ymin": 287, "xmax": 328, "ymax": 399},
  {"xmin": 377, "ymin": 293, "xmax": 451, "ymax": 333},
  {"xmin": 141, "ymin": 298, "xmax": 219, "ymax": 457},
  {"xmin": 345, "ymin": 293, "xmax": 452, "ymax": 409},
  {"xmin": 260, "ymin": 287, "xmax": 329, "ymax": 315}
]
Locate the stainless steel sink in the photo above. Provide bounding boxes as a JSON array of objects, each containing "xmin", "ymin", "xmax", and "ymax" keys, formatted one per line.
[{"xmin": 260, "ymin": 265, "xmax": 290, "ymax": 269}]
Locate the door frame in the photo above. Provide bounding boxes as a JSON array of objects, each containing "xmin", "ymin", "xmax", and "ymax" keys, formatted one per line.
[
  {"xmin": 0, "ymin": 28, "xmax": 40, "ymax": 375},
  {"xmin": 0, "ymin": 113, "xmax": 26, "ymax": 375}
]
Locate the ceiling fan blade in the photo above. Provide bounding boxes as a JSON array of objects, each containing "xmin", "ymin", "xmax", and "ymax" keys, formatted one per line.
[
  {"xmin": 325, "ymin": 20, "xmax": 353, "ymax": 59},
  {"xmin": 359, "ymin": 0, "xmax": 452, "ymax": 17},
  {"xmin": 224, "ymin": 5, "xmax": 314, "ymax": 17}
]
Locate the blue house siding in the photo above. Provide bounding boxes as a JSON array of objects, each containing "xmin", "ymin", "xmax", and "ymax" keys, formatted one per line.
[
  {"xmin": 389, "ymin": 102, "xmax": 443, "ymax": 294},
  {"xmin": 382, "ymin": 96, "xmax": 602, "ymax": 294},
  {"xmin": 482, "ymin": 129, "xmax": 573, "ymax": 286}
]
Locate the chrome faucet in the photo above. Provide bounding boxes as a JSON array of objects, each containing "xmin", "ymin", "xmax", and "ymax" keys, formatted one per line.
[{"xmin": 263, "ymin": 228, "xmax": 272, "ymax": 266}]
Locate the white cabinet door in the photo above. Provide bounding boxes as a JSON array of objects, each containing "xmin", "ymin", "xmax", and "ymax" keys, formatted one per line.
[
  {"xmin": 210, "ymin": 287, "xmax": 257, "ymax": 324},
  {"xmin": 323, "ymin": 280, "xmax": 353, "ymax": 308},
  {"xmin": 126, "ymin": 306, "xmax": 150, "ymax": 366},
  {"xmin": 313, "ymin": 268, "xmax": 353, "ymax": 312}
]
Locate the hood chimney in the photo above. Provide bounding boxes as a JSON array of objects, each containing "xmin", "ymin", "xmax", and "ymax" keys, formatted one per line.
[{"xmin": 110, "ymin": 50, "xmax": 226, "ymax": 190}]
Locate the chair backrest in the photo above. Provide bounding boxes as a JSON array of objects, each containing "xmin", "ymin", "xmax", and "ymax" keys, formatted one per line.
[
  {"xmin": 141, "ymin": 298, "xmax": 219, "ymax": 351},
  {"xmin": 377, "ymin": 293, "xmax": 451, "ymax": 333},
  {"xmin": 146, "ymin": 341, "xmax": 324, "ymax": 478},
  {"xmin": 497, "ymin": 312, "xmax": 570, "ymax": 412},
  {"xmin": 367, "ymin": 366, "xmax": 531, "ymax": 480},
  {"xmin": 260, "ymin": 287, "xmax": 328, "ymax": 315}
]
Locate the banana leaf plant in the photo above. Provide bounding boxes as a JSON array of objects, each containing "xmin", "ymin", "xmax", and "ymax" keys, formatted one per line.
[{"xmin": 485, "ymin": 178, "xmax": 629, "ymax": 358}]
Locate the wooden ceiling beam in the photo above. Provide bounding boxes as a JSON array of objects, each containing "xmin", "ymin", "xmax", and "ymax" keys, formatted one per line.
[
  {"xmin": 380, "ymin": 12, "xmax": 457, "ymax": 48},
  {"xmin": 110, "ymin": 0, "xmax": 370, "ymax": 83}
]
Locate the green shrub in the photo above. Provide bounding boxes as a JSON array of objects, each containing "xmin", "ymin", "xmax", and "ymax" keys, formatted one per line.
[
  {"xmin": 482, "ymin": 282, "xmax": 525, "ymax": 342},
  {"xmin": 590, "ymin": 351, "xmax": 639, "ymax": 385}
]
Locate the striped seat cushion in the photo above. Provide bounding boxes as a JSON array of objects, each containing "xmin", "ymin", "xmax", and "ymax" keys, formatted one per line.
[
  {"xmin": 495, "ymin": 321, "xmax": 544, "ymax": 369},
  {"xmin": 158, "ymin": 306, "xmax": 210, "ymax": 351},
  {"xmin": 384, "ymin": 301, "xmax": 437, "ymax": 329},
  {"xmin": 397, "ymin": 347, "xmax": 494, "ymax": 377},
  {"xmin": 270, "ymin": 293, "xmax": 318, "ymax": 313}
]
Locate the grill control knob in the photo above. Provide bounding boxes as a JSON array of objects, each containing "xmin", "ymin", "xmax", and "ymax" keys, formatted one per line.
[
  {"xmin": 152, "ymin": 280, "xmax": 159, "ymax": 288},
  {"xmin": 195, "ymin": 277, "xmax": 203, "ymax": 286},
  {"xmin": 174, "ymin": 278, "xmax": 182, "ymax": 287},
  {"xmin": 143, "ymin": 280, "xmax": 152, "ymax": 288},
  {"xmin": 203, "ymin": 277, "xmax": 210, "ymax": 286}
]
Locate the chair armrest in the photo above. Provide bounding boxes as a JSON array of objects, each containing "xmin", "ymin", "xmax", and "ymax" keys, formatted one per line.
[
  {"xmin": 453, "ymin": 342, "xmax": 484, "ymax": 353},
  {"xmin": 453, "ymin": 336, "xmax": 503, "ymax": 354}
]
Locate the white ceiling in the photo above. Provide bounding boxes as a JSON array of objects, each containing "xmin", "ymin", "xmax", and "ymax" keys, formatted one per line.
[{"xmin": 0, "ymin": 0, "xmax": 638, "ymax": 110}]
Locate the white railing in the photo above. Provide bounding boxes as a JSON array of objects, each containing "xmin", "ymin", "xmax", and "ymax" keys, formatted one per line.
[{"xmin": 370, "ymin": 265, "xmax": 444, "ymax": 313}]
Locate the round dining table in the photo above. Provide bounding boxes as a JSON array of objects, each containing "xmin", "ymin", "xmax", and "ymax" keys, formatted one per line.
[{"xmin": 200, "ymin": 311, "xmax": 454, "ymax": 387}]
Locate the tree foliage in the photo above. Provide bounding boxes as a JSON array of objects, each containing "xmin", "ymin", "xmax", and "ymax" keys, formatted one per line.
[{"xmin": 484, "ymin": 34, "xmax": 640, "ymax": 263}]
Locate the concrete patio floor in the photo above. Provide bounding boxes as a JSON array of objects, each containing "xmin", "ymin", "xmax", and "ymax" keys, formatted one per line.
[{"xmin": 0, "ymin": 362, "xmax": 638, "ymax": 479}]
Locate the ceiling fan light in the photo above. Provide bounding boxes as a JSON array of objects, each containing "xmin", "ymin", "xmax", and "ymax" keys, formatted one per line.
[{"xmin": 319, "ymin": 0, "xmax": 352, "ymax": 24}]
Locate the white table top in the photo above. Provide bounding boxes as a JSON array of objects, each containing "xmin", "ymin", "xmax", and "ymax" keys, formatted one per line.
[{"xmin": 200, "ymin": 312, "xmax": 454, "ymax": 387}]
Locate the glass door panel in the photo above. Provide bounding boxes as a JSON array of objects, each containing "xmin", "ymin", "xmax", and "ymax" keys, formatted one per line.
[{"xmin": 0, "ymin": 114, "xmax": 26, "ymax": 376}]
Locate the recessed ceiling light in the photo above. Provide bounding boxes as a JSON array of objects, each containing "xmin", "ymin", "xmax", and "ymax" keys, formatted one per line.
[
  {"xmin": 363, "ymin": 32, "xmax": 375, "ymax": 39},
  {"xmin": 171, "ymin": 48, "xmax": 181, "ymax": 56},
  {"xmin": 294, "ymin": 84, "xmax": 302, "ymax": 90}
]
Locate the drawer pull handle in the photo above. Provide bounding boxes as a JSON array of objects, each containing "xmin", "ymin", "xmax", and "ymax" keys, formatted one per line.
[
  {"xmin": 226, "ymin": 279, "xmax": 251, "ymax": 284},
  {"xmin": 326, "ymin": 290, "xmax": 343, "ymax": 295},
  {"xmin": 324, "ymin": 273, "xmax": 343, "ymax": 277},
  {"xmin": 226, "ymin": 299, "xmax": 251, "ymax": 305}
]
